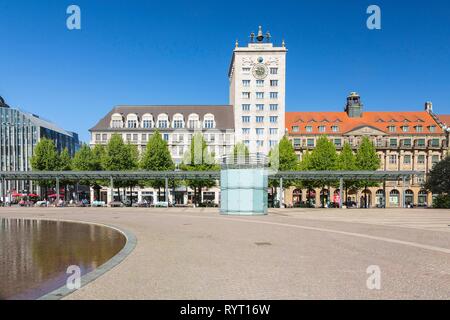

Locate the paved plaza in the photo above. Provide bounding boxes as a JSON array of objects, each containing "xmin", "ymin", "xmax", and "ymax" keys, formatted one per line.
[{"xmin": 1, "ymin": 207, "xmax": 450, "ymax": 299}]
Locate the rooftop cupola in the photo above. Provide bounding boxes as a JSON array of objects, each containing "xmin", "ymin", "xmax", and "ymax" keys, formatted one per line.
[
  {"xmin": 345, "ymin": 92, "xmax": 363, "ymax": 118},
  {"xmin": 249, "ymin": 26, "xmax": 271, "ymax": 43}
]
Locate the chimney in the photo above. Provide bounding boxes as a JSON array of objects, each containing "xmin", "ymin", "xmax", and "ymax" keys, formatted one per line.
[{"xmin": 425, "ymin": 101, "xmax": 433, "ymax": 113}]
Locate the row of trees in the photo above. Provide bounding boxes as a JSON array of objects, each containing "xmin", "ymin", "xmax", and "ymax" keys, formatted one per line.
[
  {"xmin": 269, "ymin": 135, "xmax": 380, "ymax": 207},
  {"xmin": 30, "ymin": 131, "xmax": 222, "ymax": 205},
  {"xmin": 30, "ymin": 132, "xmax": 381, "ymax": 206}
]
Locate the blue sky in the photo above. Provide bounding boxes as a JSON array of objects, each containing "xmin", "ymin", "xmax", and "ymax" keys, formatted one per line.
[{"xmin": 1, "ymin": 0, "xmax": 449, "ymax": 142}]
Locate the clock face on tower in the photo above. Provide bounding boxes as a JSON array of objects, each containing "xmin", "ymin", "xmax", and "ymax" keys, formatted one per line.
[{"xmin": 252, "ymin": 63, "xmax": 268, "ymax": 79}]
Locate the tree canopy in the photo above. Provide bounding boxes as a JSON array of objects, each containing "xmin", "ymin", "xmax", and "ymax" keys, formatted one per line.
[{"xmin": 425, "ymin": 156, "xmax": 450, "ymax": 195}]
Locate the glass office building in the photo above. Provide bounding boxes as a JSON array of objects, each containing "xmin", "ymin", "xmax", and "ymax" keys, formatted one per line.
[{"xmin": 0, "ymin": 97, "xmax": 79, "ymax": 195}]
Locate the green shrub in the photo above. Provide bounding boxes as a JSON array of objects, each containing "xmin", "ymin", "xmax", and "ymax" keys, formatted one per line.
[{"xmin": 432, "ymin": 194, "xmax": 450, "ymax": 208}]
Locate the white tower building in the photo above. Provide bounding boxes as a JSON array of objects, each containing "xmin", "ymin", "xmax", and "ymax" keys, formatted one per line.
[{"xmin": 228, "ymin": 26, "xmax": 287, "ymax": 154}]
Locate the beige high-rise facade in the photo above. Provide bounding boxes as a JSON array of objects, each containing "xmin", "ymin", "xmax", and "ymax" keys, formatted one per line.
[{"xmin": 229, "ymin": 26, "xmax": 287, "ymax": 154}]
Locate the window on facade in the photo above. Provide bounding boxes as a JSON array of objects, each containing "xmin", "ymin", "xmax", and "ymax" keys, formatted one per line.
[
  {"xmin": 242, "ymin": 116, "xmax": 250, "ymax": 123},
  {"xmin": 243, "ymin": 140, "xmax": 250, "ymax": 146},
  {"xmin": 256, "ymin": 80, "xmax": 264, "ymax": 87},
  {"xmin": 306, "ymin": 126, "xmax": 312, "ymax": 132},
  {"xmin": 242, "ymin": 92, "xmax": 250, "ymax": 99},
  {"xmin": 242, "ymin": 128, "xmax": 250, "ymax": 135},
  {"xmin": 142, "ymin": 134, "xmax": 147, "ymax": 141},
  {"xmin": 389, "ymin": 154, "xmax": 397, "ymax": 164},
  {"xmin": 256, "ymin": 92, "xmax": 264, "ymax": 99},
  {"xmin": 269, "ymin": 140, "xmax": 277, "ymax": 147},
  {"xmin": 111, "ymin": 120, "xmax": 122, "ymax": 128},
  {"xmin": 256, "ymin": 140, "xmax": 264, "ymax": 147},
  {"xmin": 126, "ymin": 134, "xmax": 131, "ymax": 141},
  {"xmin": 256, "ymin": 116, "xmax": 264, "ymax": 123},
  {"xmin": 416, "ymin": 139, "xmax": 425, "ymax": 147},
  {"xmin": 403, "ymin": 155, "xmax": 411, "ymax": 164},
  {"xmin": 293, "ymin": 138, "xmax": 301, "ymax": 147},
  {"xmin": 270, "ymin": 92, "xmax": 278, "ymax": 99},
  {"xmin": 402, "ymin": 139, "xmax": 411, "ymax": 147},
  {"xmin": 318, "ymin": 125, "xmax": 326, "ymax": 132},
  {"xmin": 432, "ymin": 155, "xmax": 439, "ymax": 165},
  {"xmin": 242, "ymin": 104, "xmax": 250, "ymax": 111},
  {"xmin": 331, "ymin": 125, "xmax": 339, "ymax": 132},
  {"xmin": 430, "ymin": 139, "xmax": 440, "ymax": 147},
  {"xmin": 269, "ymin": 128, "xmax": 278, "ymax": 135},
  {"xmin": 270, "ymin": 104, "xmax": 278, "ymax": 111},
  {"xmin": 173, "ymin": 120, "xmax": 184, "ymax": 128},
  {"xmin": 142, "ymin": 120, "xmax": 152, "ymax": 128},
  {"xmin": 127, "ymin": 120, "xmax": 137, "ymax": 128},
  {"xmin": 269, "ymin": 116, "xmax": 278, "ymax": 123},
  {"xmin": 415, "ymin": 125, "xmax": 423, "ymax": 132},
  {"xmin": 256, "ymin": 104, "xmax": 264, "ymax": 111},
  {"xmin": 242, "ymin": 67, "xmax": 250, "ymax": 73},
  {"xmin": 163, "ymin": 134, "xmax": 169, "ymax": 141},
  {"xmin": 242, "ymin": 80, "xmax": 250, "ymax": 87},
  {"xmin": 256, "ymin": 128, "xmax": 264, "ymax": 135},
  {"xmin": 389, "ymin": 139, "xmax": 397, "ymax": 147},
  {"xmin": 402, "ymin": 126, "xmax": 409, "ymax": 132},
  {"xmin": 334, "ymin": 139, "xmax": 342, "ymax": 147},
  {"xmin": 95, "ymin": 134, "xmax": 101, "ymax": 141},
  {"xmin": 429, "ymin": 125, "xmax": 436, "ymax": 132},
  {"xmin": 388, "ymin": 126, "xmax": 396, "ymax": 133},
  {"xmin": 417, "ymin": 155, "xmax": 425, "ymax": 164},
  {"xmin": 307, "ymin": 139, "xmax": 315, "ymax": 147},
  {"xmin": 158, "ymin": 120, "xmax": 168, "ymax": 128},
  {"xmin": 102, "ymin": 134, "xmax": 107, "ymax": 141},
  {"xmin": 270, "ymin": 80, "xmax": 278, "ymax": 87},
  {"xmin": 270, "ymin": 68, "xmax": 278, "ymax": 75},
  {"xmin": 133, "ymin": 134, "xmax": 138, "ymax": 141},
  {"xmin": 292, "ymin": 126, "xmax": 299, "ymax": 132},
  {"xmin": 189, "ymin": 120, "xmax": 198, "ymax": 128},
  {"xmin": 204, "ymin": 119, "xmax": 214, "ymax": 129}
]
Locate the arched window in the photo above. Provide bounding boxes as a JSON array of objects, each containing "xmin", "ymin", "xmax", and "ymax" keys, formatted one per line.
[
  {"xmin": 172, "ymin": 113, "xmax": 184, "ymax": 129},
  {"xmin": 157, "ymin": 113, "xmax": 169, "ymax": 129},
  {"xmin": 389, "ymin": 189, "xmax": 400, "ymax": 207},
  {"xmin": 110, "ymin": 113, "xmax": 124, "ymax": 128},
  {"xmin": 203, "ymin": 113, "xmax": 215, "ymax": 129},
  {"xmin": 418, "ymin": 190, "xmax": 428, "ymax": 206},
  {"xmin": 141, "ymin": 113, "xmax": 153, "ymax": 129},
  {"xmin": 126, "ymin": 113, "xmax": 138, "ymax": 128},
  {"xmin": 188, "ymin": 114, "xmax": 200, "ymax": 129}
]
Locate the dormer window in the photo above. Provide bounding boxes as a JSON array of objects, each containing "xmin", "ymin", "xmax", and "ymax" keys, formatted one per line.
[
  {"xmin": 331, "ymin": 125, "xmax": 339, "ymax": 132},
  {"xmin": 429, "ymin": 125, "xmax": 436, "ymax": 132},
  {"xmin": 415, "ymin": 125, "xmax": 423, "ymax": 133},
  {"xmin": 203, "ymin": 113, "xmax": 215, "ymax": 129},
  {"xmin": 401, "ymin": 126, "xmax": 409, "ymax": 132},
  {"xmin": 388, "ymin": 125, "xmax": 396, "ymax": 133},
  {"xmin": 318, "ymin": 125, "xmax": 326, "ymax": 132},
  {"xmin": 127, "ymin": 120, "xmax": 137, "ymax": 128},
  {"xmin": 292, "ymin": 126, "xmax": 299, "ymax": 132}
]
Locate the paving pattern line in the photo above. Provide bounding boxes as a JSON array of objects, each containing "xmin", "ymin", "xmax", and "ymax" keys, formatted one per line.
[{"xmin": 163, "ymin": 213, "xmax": 450, "ymax": 255}]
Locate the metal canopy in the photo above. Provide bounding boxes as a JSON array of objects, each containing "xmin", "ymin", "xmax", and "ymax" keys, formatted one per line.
[{"xmin": 0, "ymin": 170, "xmax": 422, "ymax": 181}]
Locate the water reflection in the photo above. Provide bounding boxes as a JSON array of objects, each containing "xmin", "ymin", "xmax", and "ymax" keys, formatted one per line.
[{"xmin": 0, "ymin": 218, "xmax": 126, "ymax": 300}]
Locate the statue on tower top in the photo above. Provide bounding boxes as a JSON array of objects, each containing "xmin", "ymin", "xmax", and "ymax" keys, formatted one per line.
[{"xmin": 249, "ymin": 26, "xmax": 272, "ymax": 43}]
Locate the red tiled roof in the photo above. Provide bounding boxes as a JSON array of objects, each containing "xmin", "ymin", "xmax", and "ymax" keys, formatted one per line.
[
  {"xmin": 286, "ymin": 111, "xmax": 444, "ymax": 135},
  {"xmin": 437, "ymin": 114, "xmax": 450, "ymax": 127}
]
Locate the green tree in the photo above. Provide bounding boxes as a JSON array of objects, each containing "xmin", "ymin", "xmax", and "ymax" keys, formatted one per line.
[
  {"xmin": 103, "ymin": 134, "xmax": 139, "ymax": 202},
  {"xmin": 140, "ymin": 130, "xmax": 175, "ymax": 201},
  {"xmin": 337, "ymin": 142, "xmax": 357, "ymax": 203},
  {"xmin": 267, "ymin": 136, "xmax": 299, "ymax": 207},
  {"xmin": 425, "ymin": 156, "xmax": 450, "ymax": 208},
  {"xmin": 304, "ymin": 136, "xmax": 338, "ymax": 207},
  {"xmin": 355, "ymin": 136, "xmax": 381, "ymax": 208},
  {"xmin": 73, "ymin": 143, "xmax": 104, "ymax": 201},
  {"xmin": 57, "ymin": 148, "xmax": 73, "ymax": 201},
  {"xmin": 231, "ymin": 142, "xmax": 250, "ymax": 160},
  {"xmin": 30, "ymin": 138, "xmax": 60, "ymax": 194},
  {"xmin": 180, "ymin": 133, "xmax": 219, "ymax": 206}
]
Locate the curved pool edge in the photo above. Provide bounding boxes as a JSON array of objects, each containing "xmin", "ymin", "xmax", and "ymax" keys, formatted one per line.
[{"xmin": 34, "ymin": 219, "xmax": 137, "ymax": 300}]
